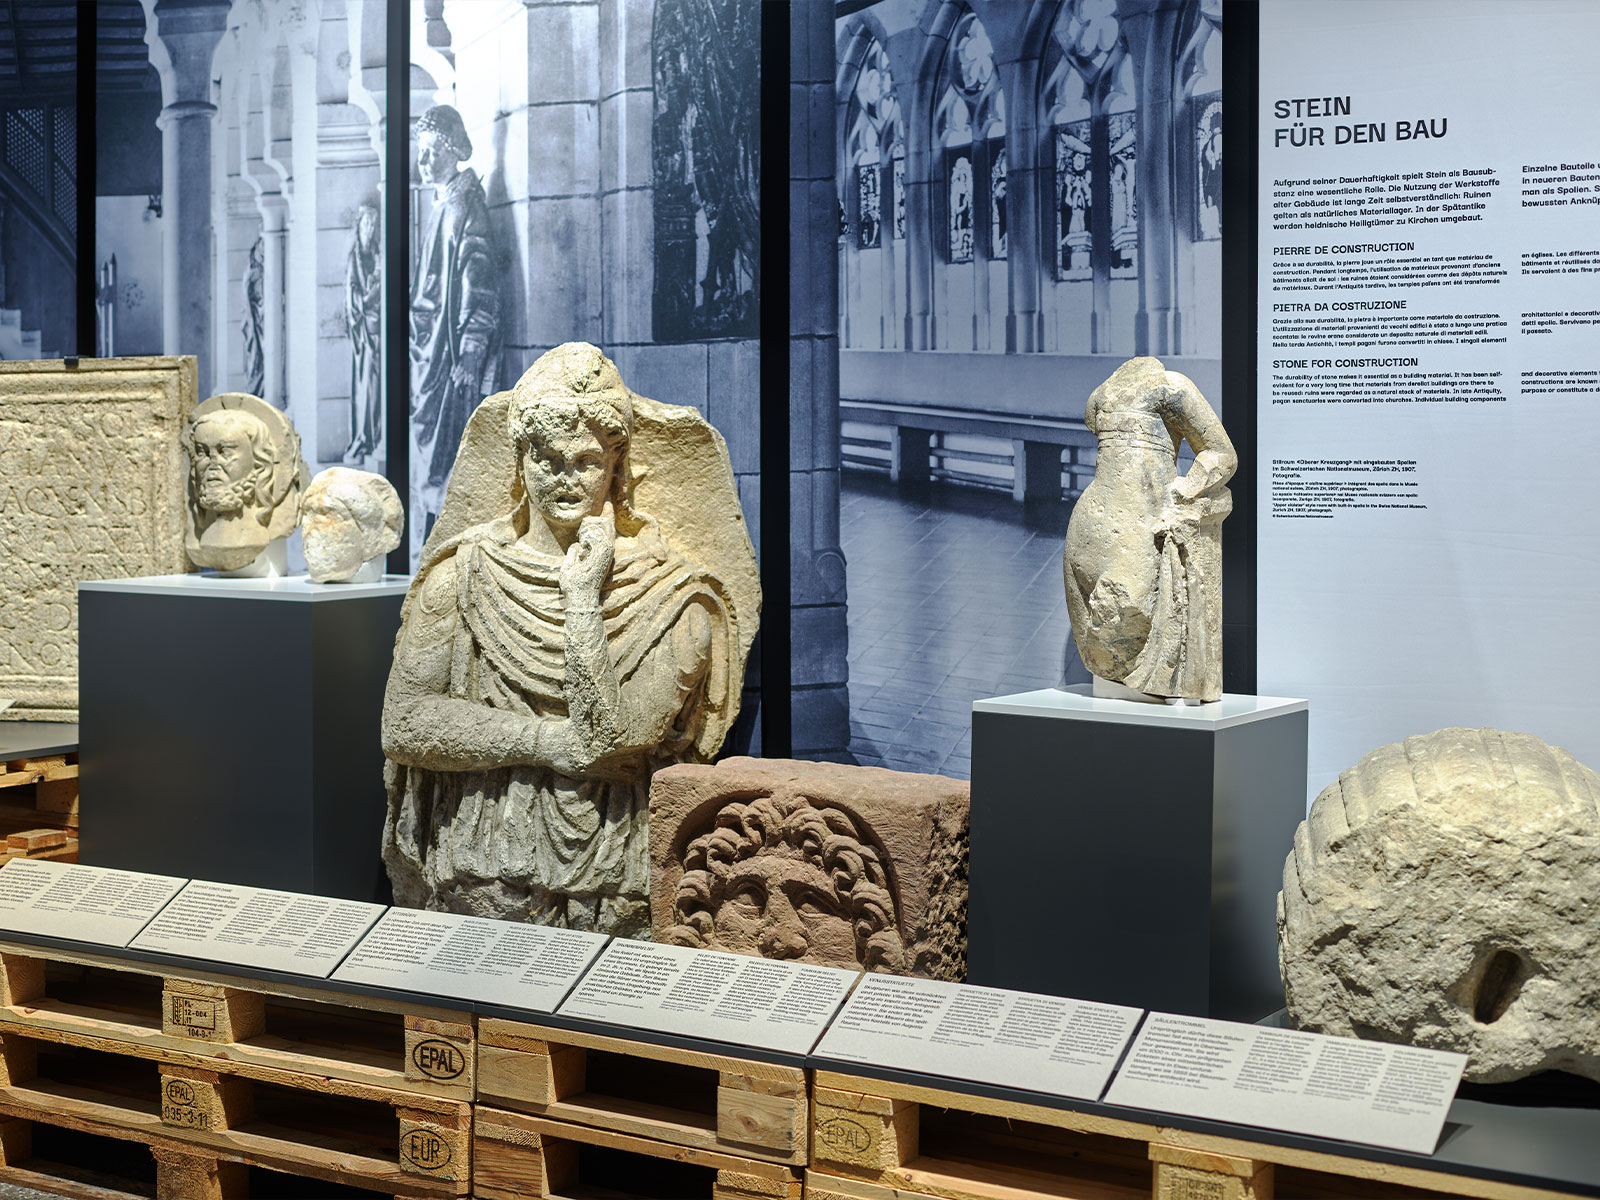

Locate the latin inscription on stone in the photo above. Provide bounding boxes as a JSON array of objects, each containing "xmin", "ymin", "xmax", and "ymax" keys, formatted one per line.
[{"xmin": 0, "ymin": 358, "xmax": 195, "ymax": 720}]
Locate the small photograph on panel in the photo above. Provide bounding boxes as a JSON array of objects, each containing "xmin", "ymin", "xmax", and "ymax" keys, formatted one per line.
[
  {"xmin": 94, "ymin": 0, "xmax": 390, "ymax": 482},
  {"xmin": 807, "ymin": 0, "xmax": 1224, "ymax": 778}
]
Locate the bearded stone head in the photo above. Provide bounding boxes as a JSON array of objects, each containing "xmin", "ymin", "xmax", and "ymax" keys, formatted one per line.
[{"xmin": 188, "ymin": 408, "xmax": 274, "ymax": 520}]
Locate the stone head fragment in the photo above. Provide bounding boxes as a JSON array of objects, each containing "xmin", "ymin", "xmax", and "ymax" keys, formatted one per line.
[
  {"xmin": 301, "ymin": 467, "xmax": 403, "ymax": 583},
  {"xmin": 183, "ymin": 392, "xmax": 309, "ymax": 572}
]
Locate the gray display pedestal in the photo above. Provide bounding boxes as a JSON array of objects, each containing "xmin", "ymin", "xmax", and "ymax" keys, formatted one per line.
[
  {"xmin": 967, "ymin": 686, "xmax": 1308, "ymax": 1022},
  {"xmin": 78, "ymin": 574, "xmax": 411, "ymax": 901}
]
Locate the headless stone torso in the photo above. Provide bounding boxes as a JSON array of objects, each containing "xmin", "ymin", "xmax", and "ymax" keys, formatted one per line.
[{"xmin": 1063, "ymin": 358, "xmax": 1235, "ymax": 703}]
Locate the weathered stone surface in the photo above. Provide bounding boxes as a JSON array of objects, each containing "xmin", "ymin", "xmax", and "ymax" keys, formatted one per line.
[
  {"xmin": 1063, "ymin": 357, "xmax": 1236, "ymax": 703},
  {"xmin": 183, "ymin": 393, "xmax": 310, "ymax": 572},
  {"xmin": 0, "ymin": 357, "xmax": 196, "ymax": 721},
  {"xmin": 650, "ymin": 757, "xmax": 969, "ymax": 979},
  {"xmin": 382, "ymin": 343, "xmax": 759, "ymax": 937},
  {"xmin": 301, "ymin": 468, "xmax": 402, "ymax": 583},
  {"xmin": 1279, "ymin": 727, "xmax": 1600, "ymax": 1084}
]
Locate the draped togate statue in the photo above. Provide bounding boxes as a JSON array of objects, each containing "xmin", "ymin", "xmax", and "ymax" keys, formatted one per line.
[
  {"xmin": 381, "ymin": 343, "xmax": 760, "ymax": 936},
  {"xmin": 1063, "ymin": 357, "xmax": 1236, "ymax": 703}
]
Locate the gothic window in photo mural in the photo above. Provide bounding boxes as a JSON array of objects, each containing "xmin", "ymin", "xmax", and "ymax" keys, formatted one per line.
[
  {"xmin": 828, "ymin": 0, "xmax": 1225, "ymax": 777},
  {"xmin": 95, "ymin": 0, "xmax": 389, "ymax": 494},
  {"xmin": 652, "ymin": 0, "xmax": 760, "ymax": 343},
  {"xmin": 0, "ymin": 7, "xmax": 78, "ymax": 361},
  {"xmin": 935, "ymin": 10, "xmax": 1004, "ymax": 265},
  {"xmin": 857, "ymin": 163, "xmax": 881, "ymax": 250},
  {"xmin": 1046, "ymin": 0, "xmax": 1138, "ymax": 282}
]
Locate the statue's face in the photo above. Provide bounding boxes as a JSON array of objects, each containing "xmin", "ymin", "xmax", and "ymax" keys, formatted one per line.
[
  {"xmin": 356, "ymin": 207, "xmax": 377, "ymax": 246},
  {"xmin": 521, "ymin": 422, "xmax": 617, "ymax": 533},
  {"xmin": 416, "ymin": 129, "xmax": 461, "ymax": 186},
  {"xmin": 301, "ymin": 495, "xmax": 364, "ymax": 582},
  {"xmin": 191, "ymin": 413, "xmax": 267, "ymax": 516},
  {"xmin": 712, "ymin": 854, "xmax": 858, "ymax": 965}
]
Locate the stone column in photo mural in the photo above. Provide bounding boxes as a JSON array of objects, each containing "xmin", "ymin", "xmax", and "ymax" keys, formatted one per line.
[
  {"xmin": 381, "ymin": 343, "xmax": 759, "ymax": 936},
  {"xmin": 789, "ymin": 0, "xmax": 851, "ymax": 756},
  {"xmin": 143, "ymin": 0, "xmax": 233, "ymax": 398}
]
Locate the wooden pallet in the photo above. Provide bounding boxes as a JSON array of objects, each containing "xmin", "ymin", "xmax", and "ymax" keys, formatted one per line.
[
  {"xmin": 474, "ymin": 1104, "xmax": 802, "ymax": 1200},
  {"xmin": 0, "ymin": 1025, "xmax": 469, "ymax": 1195},
  {"xmin": 0, "ymin": 940, "xmax": 475, "ymax": 1104},
  {"xmin": 808, "ymin": 1070, "xmax": 1581, "ymax": 1200},
  {"xmin": 0, "ymin": 753, "xmax": 79, "ymax": 837},
  {"xmin": 478, "ymin": 1017, "xmax": 808, "ymax": 1166}
]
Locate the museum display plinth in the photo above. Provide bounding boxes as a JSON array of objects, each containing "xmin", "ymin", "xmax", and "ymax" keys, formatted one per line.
[
  {"xmin": 967, "ymin": 686, "xmax": 1308, "ymax": 1022},
  {"xmin": 78, "ymin": 573, "xmax": 410, "ymax": 900}
]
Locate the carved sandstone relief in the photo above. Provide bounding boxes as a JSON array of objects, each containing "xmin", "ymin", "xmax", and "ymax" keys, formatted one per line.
[
  {"xmin": 0, "ymin": 356, "xmax": 196, "ymax": 720},
  {"xmin": 302, "ymin": 467, "xmax": 402, "ymax": 583},
  {"xmin": 650, "ymin": 757, "xmax": 970, "ymax": 979},
  {"xmin": 183, "ymin": 392, "xmax": 309, "ymax": 574}
]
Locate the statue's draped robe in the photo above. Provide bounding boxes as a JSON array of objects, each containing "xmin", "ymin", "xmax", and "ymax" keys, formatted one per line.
[
  {"xmin": 410, "ymin": 168, "xmax": 501, "ymax": 501},
  {"xmin": 346, "ymin": 233, "xmax": 382, "ymax": 458},
  {"xmin": 383, "ymin": 517, "xmax": 738, "ymax": 937}
]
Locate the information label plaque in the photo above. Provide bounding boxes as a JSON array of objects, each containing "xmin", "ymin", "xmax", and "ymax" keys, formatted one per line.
[
  {"xmin": 557, "ymin": 940, "xmax": 857, "ymax": 1055},
  {"xmin": 815, "ymin": 974, "xmax": 1142, "ymax": 1100},
  {"xmin": 0, "ymin": 860, "xmax": 186, "ymax": 947},
  {"xmin": 1104, "ymin": 1013, "xmax": 1466, "ymax": 1155},
  {"xmin": 332, "ymin": 909, "xmax": 607, "ymax": 1009},
  {"xmin": 129, "ymin": 880, "xmax": 384, "ymax": 977}
]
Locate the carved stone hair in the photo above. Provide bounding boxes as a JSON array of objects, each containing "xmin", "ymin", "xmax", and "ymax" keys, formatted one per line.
[
  {"xmin": 507, "ymin": 342, "xmax": 640, "ymax": 529},
  {"xmin": 184, "ymin": 408, "xmax": 276, "ymax": 521},
  {"xmin": 666, "ymin": 793, "xmax": 906, "ymax": 972},
  {"xmin": 415, "ymin": 103, "xmax": 473, "ymax": 161}
]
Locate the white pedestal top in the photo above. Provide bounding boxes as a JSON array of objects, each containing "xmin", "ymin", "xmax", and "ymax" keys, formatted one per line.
[
  {"xmin": 973, "ymin": 685, "xmax": 1307, "ymax": 731},
  {"xmin": 80, "ymin": 573, "xmax": 413, "ymax": 602}
]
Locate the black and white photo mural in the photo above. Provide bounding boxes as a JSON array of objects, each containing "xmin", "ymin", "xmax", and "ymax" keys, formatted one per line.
[
  {"xmin": 403, "ymin": 0, "xmax": 768, "ymax": 749},
  {"xmin": 822, "ymin": 0, "xmax": 1223, "ymax": 778},
  {"xmin": 405, "ymin": 0, "xmax": 763, "ymax": 555},
  {"xmin": 94, "ymin": 0, "xmax": 391, "ymax": 483},
  {"xmin": 0, "ymin": 4, "xmax": 79, "ymax": 362}
]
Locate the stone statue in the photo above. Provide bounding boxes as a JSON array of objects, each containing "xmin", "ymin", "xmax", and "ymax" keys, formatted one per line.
[
  {"xmin": 183, "ymin": 393, "xmax": 310, "ymax": 575},
  {"xmin": 1279, "ymin": 727, "xmax": 1600, "ymax": 1084},
  {"xmin": 651, "ymin": 758, "xmax": 970, "ymax": 980},
  {"xmin": 1062, "ymin": 357, "xmax": 1236, "ymax": 703},
  {"xmin": 343, "ymin": 193, "xmax": 383, "ymax": 464},
  {"xmin": 381, "ymin": 342, "xmax": 759, "ymax": 937},
  {"xmin": 410, "ymin": 104, "xmax": 502, "ymax": 535},
  {"xmin": 301, "ymin": 467, "xmax": 403, "ymax": 584},
  {"xmin": 243, "ymin": 237, "xmax": 265, "ymax": 399}
]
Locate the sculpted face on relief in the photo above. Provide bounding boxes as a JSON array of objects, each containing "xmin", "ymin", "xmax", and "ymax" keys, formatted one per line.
[
  {"xmin": 381, "ymin": 342, "xmax": 759, "ymax": 937},
  {"xmin": 301, "ymin": 468, "xmax": 403, "ymax": 583},
  {"xmin": 665, "ymin": 793, "xmax": 904, "ymax": 970},
  {"xmin": 1063, "ymin": 357, "xmax": 1237, "ymax": 703},
  {"xmin": 183, "ymin": 393, "xmax": 310, "ymax": 572}
]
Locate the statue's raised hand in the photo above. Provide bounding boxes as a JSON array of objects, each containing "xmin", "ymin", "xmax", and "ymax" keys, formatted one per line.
[{"xmin": 560, "ymin": 501, "xmax": 616, "ymax": 604}]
